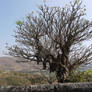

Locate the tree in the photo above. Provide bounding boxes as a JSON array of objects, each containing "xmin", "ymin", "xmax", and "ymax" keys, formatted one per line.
[{"xmin": 7, "ymin": 0, "xmax": 92, "ymax": 83}]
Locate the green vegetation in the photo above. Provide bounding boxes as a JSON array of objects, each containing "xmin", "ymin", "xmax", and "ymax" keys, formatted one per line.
[
  {"xmin": 69, "ymin": 70, "xmax": 92, "ymax": 82},
  {"xmin": 0, "ymin": 70, "xmax": 92, "ymax": 86},
  {"xmin": 0, "ymin": 71, "xmax": 57, "ymax": 86}
]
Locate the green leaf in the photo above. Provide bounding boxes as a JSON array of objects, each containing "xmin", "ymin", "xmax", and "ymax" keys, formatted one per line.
[
  {"xmin": 16, "ymin": 20, "xmax": 22, "ymax": 25},
  {"xmin": 75, "ymin": 0, "xmax": 80, "ymax": 4}
]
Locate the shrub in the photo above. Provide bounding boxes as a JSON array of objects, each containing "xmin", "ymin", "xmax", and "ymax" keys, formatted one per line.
[{"xmin": 69, "ymin": 70, "xmax": 92, "ymax": 82}]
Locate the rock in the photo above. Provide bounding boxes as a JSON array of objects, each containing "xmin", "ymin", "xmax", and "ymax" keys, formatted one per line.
[{"xmin": 0, "ymin": 83, "xmax": 92, "ymax": 92}]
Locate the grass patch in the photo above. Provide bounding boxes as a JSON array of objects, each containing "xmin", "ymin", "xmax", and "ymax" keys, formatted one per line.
[
  {"xmin": 0, "ymin": 70, "xmax": 92, "ymax": 86},
  {"xmin": 0, "ymin": 70, "xmax": 57, "ymax": 86}
]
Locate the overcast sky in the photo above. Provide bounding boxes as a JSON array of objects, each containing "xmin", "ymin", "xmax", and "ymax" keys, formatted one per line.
[{"xmin": 0, "ymin": 0, "xmax": 92, "ymax": 56}]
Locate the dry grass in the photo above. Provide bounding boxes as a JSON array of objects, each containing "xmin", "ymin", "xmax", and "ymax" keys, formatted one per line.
[{"xmin": 0, "ymin": 71, "xmax": 57, "ymax": 86}]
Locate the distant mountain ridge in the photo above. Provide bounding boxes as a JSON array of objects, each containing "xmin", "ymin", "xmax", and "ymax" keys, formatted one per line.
[
  {"xmin": 0, "ymin": 56, "xmax": 43, "ymax": 71},
  {"xmin": 0, "ymin": 56, "xmax": 91, "ymax": 72}
]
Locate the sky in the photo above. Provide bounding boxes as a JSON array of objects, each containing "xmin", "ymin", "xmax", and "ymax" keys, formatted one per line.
[{"xmin": 0, "ymin": 0, "xmax": 92, "ymax": 56}]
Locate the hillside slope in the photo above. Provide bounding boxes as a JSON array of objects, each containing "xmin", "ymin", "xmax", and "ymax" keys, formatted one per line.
[{"xmin": 0, "ymin": 56, "xmax": 43, "ymax": 71}]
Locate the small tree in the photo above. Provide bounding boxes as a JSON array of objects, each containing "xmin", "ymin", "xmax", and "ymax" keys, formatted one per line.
[{"xmin": 7, "ymin": 0, "xmax": 92, "ymax": 83}]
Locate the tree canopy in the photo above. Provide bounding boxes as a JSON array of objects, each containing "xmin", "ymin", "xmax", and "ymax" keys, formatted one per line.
[{"xmin": 7, "ymin": 0, "xmax": 92, "ymax": 82}]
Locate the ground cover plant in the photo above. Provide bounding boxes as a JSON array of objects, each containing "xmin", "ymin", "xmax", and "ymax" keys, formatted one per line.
[
  {"xmin": 0, "ymin": 69, "xmax": 91, "ymax": 86},
  {"xmin": 0, "ymin": 70, "xmax": 57, "ymax": 86}
]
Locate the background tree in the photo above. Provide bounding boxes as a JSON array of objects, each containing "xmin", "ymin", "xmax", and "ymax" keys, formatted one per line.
[{"xmin": 7, "ymin": 0, "xmax": 92, "ymax": 83}]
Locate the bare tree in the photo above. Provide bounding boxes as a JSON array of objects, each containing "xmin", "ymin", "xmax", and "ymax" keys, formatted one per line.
[{"xmin": 7, "ymin": 0, "xmax": 92, "ymax": 83}]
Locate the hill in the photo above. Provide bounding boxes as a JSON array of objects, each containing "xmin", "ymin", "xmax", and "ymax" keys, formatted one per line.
[{"xmin": 0, "ymin": 56, "xmax": 43, "ymax": 71}]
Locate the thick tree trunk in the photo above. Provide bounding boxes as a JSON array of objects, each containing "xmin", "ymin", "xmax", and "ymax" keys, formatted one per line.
[
  {"xmin": 56, "ymin": 64, "xmax": 69, "ymax": 83},
  {"xmin": 56, "ymin": 53, "xmax": 70, "ymax": 83},
  {"xmin": 56, "ymin": 65, "xmax": 64, "ymax": 83},
  {"xmin": 48, "ymin": 53, "xmax": 70, "ymax": 83}
]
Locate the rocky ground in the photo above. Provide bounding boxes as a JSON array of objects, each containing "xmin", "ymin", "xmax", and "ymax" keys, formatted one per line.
[{"xmin": 0, "ymin": 83, "xmax": 92, "ymax": 92}]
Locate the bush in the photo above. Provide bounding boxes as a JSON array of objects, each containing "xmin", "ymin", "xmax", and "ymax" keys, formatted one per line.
[{"xmin": 69, "ymin": 70, "xmax": 92, "ymax": 82}]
